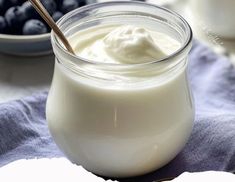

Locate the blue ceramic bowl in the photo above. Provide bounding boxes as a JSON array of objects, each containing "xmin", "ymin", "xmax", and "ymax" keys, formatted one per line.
[
  {"xmin": 0, "ymin": 0, "xmax": 97, "ymax": 56},
  {"xmin": 0, "ymin": 33, "xmax": 52, "ymax": 56}
]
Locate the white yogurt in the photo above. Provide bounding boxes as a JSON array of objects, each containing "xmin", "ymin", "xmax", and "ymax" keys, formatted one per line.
[
  {"xmin": 71, "ymin": 25, "xmax": 181, "ymax": 64},
  {"xmin": 47, "ymin": 2, "xmax": 193, "ymax": 178},
  {"xmin": 47, "ymin": 25, "xmax": 193, "ymax": 177}
]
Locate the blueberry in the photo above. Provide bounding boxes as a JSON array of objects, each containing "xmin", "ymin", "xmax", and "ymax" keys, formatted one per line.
[
  {"xmin": 0, "ymin": 16, "xmax": 8, "ymax": 33},
  {"xmin": 54, "ymin": 0, "xmax": 63, "ymax": 9},
  {"xmin": 9, "ymin": 0, "xmax": 23, "ymax": 6},
  {"xmin": 21, "ymin": 1, "xmax": 39, "ymax": 19},
  {"xmin": 41, "ymin": 0, "xmax": 57, "ymax": 15},
  {"xmin": 5, "ymin": 6, "xmax": 27, "ymax": 34},
  {"xmin": 61, "ymin": 0, "xmax": 79, "ymax": 14},
  {"xmin": 77, "ymin": 0, "xmax": 87, "ymax": 7},
  {"xmin": 23, "ymin": 19, "xmax": 47, "ymax": 35},
  {"xmin": 0, "ymin": 0, "xmax": 11, "ymax": 15},
  {"xmin": 52, "ymin": 11, "xmax": 63, "ymax": 22}
]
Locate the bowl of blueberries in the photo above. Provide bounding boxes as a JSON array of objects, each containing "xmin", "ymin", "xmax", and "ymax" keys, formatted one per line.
[{"xmin": 0, "ymin": 0, "xmax": 95, "ymax": 56}]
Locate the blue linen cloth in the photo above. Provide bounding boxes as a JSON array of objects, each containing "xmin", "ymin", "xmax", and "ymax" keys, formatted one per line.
[{"xmin": 0, "ymin": 41, "xmax": 235, "ymax": 181}]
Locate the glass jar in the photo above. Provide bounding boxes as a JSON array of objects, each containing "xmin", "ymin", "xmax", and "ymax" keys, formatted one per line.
[{"xmin": 47, "ymin": 1, "xmax": 193, "ymax": 178}]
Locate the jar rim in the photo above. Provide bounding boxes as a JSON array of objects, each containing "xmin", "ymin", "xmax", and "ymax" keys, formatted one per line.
[{"xmin": 51, "ymin": 1, "xmax": 193, "ymax": 68}]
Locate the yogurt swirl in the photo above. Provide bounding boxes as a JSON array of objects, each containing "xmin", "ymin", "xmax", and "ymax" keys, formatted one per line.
[{"xmin": 71, "ymin": 25, "xmax": 180, "ymax": 64}]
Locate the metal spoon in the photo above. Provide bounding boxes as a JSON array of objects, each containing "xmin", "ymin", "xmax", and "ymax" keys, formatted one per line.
[{"xmin": 29, "ymin": 0, "xmax": 75, "ymax": 55}]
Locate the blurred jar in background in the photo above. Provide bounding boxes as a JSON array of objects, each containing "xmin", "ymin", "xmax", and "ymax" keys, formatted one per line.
[{"xmin": 190, "ymin": 0, "xmax": 235, "ymax": 38}]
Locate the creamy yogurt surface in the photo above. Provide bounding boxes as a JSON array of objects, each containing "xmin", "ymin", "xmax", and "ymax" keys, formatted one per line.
[{"xmin": 69, "ymin": 25, "xmax": 180, "ymax": 64}]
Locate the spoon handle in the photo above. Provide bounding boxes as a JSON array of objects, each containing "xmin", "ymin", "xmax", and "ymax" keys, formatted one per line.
[{"xmin": 29, "ymin": 0, "xmax": 75, "ymax": 55}]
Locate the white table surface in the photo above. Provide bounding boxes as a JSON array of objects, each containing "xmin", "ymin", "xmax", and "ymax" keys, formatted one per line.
[{"xmin": 0, "ymin": 0, "xmax": 234, "ymax": 103}]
